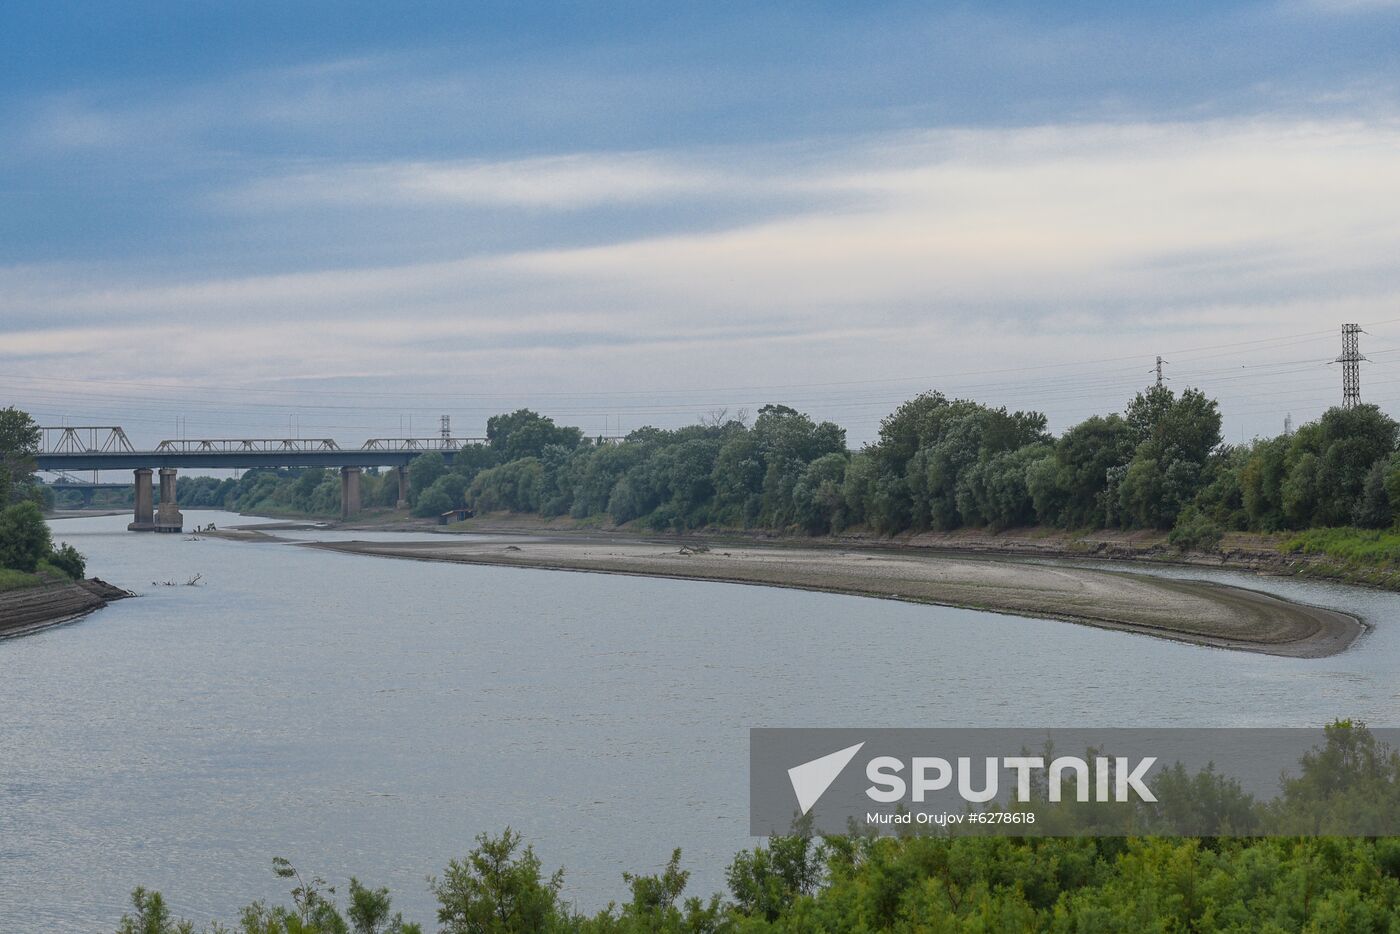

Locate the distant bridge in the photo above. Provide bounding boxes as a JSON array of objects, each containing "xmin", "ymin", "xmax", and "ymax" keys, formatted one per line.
[
  {"xmin": 46, "ymin": 476, "xmax": 137, "ymax": 508},
  {"xmin": 35, "ymin": 427, "xmax": 486, "ymax": 531}
]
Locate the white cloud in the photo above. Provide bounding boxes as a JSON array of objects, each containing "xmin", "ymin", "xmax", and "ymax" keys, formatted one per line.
[
  {"xmin": 6, "ymin": 116, "xmax": 1400, "ymax": 442},
  {"xmin": 231, "ymin": 153, "xmax": 733, "ymax": 211}
]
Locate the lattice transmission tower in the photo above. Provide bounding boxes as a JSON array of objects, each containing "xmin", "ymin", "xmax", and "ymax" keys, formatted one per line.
[
  {"xmin": 1152, "ymin": 355, "xmax": 1169, "ymax": 388},
  {"xmin": 1334, "ymin": 323, "xmax": 1367, "ymax": 409}
]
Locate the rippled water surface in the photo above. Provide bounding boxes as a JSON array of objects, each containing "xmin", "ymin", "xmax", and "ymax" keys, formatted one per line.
[{"xmin": 4, "ymin": 511, "xmax": 1400, "ymax": 930}]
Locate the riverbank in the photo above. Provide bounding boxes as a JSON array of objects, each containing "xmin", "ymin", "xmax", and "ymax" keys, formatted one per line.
[
  {"xmin": 45, "ymin": 509, "xmax": 130, "ymax": 520},
  {"xmin": 0, "ymin": 578, "xmax": 133, "ymax": 638},
  {"xmin": 305, "ymin": 535, "xmax": 1362, "ymax": 657}
]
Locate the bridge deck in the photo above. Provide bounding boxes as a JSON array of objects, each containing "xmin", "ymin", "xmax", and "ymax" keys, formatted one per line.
[{"xmin": 35, "ymin": 449, "xmax": 458, "ymax": 471}]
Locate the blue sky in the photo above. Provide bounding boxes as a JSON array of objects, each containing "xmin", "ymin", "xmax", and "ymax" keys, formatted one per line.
[{"xmin": 3, "ymin": 1, "xmax": 1400, "ymax": 446}]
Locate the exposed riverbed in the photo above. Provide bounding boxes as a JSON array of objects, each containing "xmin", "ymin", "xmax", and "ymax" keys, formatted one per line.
[
  {"xmin": 299, "ymin": 535, "xmax": 1361, "ymax": 657},
  {"xmin": 4, "ymin": 510, "xmax": 1399, "ymax": 930}
]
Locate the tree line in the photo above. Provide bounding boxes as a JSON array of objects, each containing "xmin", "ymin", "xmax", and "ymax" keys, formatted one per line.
[{"xmin": 183, "ymin": 388, "xmax": 1400, "ymax": 550}]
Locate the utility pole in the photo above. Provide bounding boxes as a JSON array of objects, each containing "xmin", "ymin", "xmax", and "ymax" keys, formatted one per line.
[
  {"xmin": 1284, "ymin": 413, "xmax": 1293, "ymax": 436},
  {"xmin": 1152, "ymin": 356, "xmax": 1169, "ymax": 388},
  {"xmin": 1334, "ymin": 323, "xmax": 1367, "ymax": 409}
]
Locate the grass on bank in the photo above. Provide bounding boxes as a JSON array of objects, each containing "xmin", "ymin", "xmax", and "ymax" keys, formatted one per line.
[
  {"xmin": 0, "ymin": 560, "xmax": 84, "ymax": 592},
  {"xmin": 1283, "ymin": 527, "xmax": 1400, "ymax": 565},
  {"xmin": 0, "ymin": 567, "xmax": 42, "ymax": 591}
]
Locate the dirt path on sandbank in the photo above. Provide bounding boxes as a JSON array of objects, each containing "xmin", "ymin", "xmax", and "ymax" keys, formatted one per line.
[{"xmin": 302, "ymin": 536, "xmax": 1362, "ymax": 658}]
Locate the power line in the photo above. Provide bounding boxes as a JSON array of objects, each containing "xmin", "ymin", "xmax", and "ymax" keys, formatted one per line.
[{"xmin": 7, "ymin": 317, "xmax": 1400, "ymax": 401}]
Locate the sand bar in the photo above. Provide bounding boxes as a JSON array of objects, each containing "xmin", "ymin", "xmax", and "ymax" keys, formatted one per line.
[{"xmin": 302, "ymin": 537, "xmax": 1363, "ymax": 658}]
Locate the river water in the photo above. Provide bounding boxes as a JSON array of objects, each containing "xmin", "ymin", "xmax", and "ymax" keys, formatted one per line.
[{"xmin": 4, "ymin": 510, "xmax": 1399, "ymax": 930}]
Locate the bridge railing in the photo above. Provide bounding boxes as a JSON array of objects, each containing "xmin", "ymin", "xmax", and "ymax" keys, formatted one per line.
[
  {"xmin": 361, "ymin": 437, "xmax": 488, "ymax": 451},
  {"xmin": 38, "ymin": 426, "xmax": 136, "ymax": 454},
  {"xmin": 153, "ymin": 438, "xmax": 342, "ymax": 453},
  {"xmin": 39, "ymin": 427, "xmax": 492, "ymax": 457}
]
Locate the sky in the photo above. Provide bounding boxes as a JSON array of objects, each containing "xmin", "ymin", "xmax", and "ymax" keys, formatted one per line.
[{"xmin": 3, "ymin": 1, "xmax": 1400, "ymax": 449}]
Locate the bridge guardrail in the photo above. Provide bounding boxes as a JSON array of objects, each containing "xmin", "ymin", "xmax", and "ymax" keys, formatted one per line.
[
  {"xmin": 38, "ymin": 426, "xmax": 135, "ymax": 454},
  {"xmin": 361, "ymin": 437, "xmax": 487, "ymax": 451},
  {"xmin": 152, "ymin": 438, "xmax": 342, "ymax": 453}
]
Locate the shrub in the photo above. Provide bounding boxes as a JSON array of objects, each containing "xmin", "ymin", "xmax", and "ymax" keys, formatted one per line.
[
  {"xmin": 46, "ymin": 542, "xmax": 86, "ymax": 579},
  {"xmin": 0, "ymin": 501, "xmax": 52, "ymax": 572},
  {"xmin": 413, "ymin": 488, "xmax": 454, "ymax": 519},
  {"xmin": 1168, "ymin": 505, "xmax": 1224, "ymax": 553}
]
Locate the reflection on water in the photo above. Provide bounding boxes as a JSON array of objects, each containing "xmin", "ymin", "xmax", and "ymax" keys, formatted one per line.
[{"xmin": 4, "ymin": 510, "xmax": 1398, "ymax": 930}]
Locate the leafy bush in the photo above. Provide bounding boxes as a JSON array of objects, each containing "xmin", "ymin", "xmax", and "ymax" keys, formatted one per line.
[
  {"xmin": 413, "ymin": 487, "xmax": 454, "ymax": 519},
  {"xmin": 0, "ymin": 501, "xmax": 52, "ymax": 572},
  {"xmin": 412, "ymin": 475, "xmax": 465, "ymax": 518},
  {"xmin": 1167, "ymin": 505, "xmax": 1224, "ymax": 553},
  {"xmin": 46, "ymin": 542, "xmax": 86, "ymax": 579}
]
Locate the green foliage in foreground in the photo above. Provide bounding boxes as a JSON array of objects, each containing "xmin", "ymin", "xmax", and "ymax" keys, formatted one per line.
[
  {"xmin": 118, "ymin": 724, "xmax": 1400, "ymax": 933},
  {"xmin": 114, "ymin": 834, "xmax": 1400, "ymax": 934}
]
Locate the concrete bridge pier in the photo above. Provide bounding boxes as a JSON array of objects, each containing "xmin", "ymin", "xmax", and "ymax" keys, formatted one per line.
[
  {"xmin": 155, "ymin": 467, "xmax": 184, "ymax": 533},
  {"xmin": 341, "ymin": 467, "xmax": 362, "ymax": 520},
  {"xmin": 395, "ymin": 465, "xmax": 409, "ymax": 510},
  {"xmin": 128, "ymin": 468, "xmax": 155, "ymax": 531}
]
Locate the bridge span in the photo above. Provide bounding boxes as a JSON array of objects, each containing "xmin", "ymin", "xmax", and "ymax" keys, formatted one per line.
[{"xmin": 36, "ymin": 427, "xmax": 485, "ymax": 531}]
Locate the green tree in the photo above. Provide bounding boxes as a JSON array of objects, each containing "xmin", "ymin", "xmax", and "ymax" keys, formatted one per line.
[
  {"xmin": 416, "ymin": 474, "xmax": 467, "ymax": 516},
  {"xmin": 1354, "ymin": 460, "xmax": 1393, "ymax": 529},
  {"xmin": 1117, "ymin": 387, "xmax": 1222, "ymax": 529},
  {"xmin": 791, "ymin": 452, "xmax": 849, "ymax": 533},
  {"xmin": 468, "ymin": 459, "xmax": 544, "ymax": 514},
  {"xmin": 711, "ymin": 433, "xmax": 764, "ymax": 526},
  {"xmin": 413, "ymin": 486, "xmax": 455, "ymax": 519},
  {"xmin": 725, "ymin": 830, "xmax": 825, "ymax": 923},
  {"xmin": 1240, "ymin": 435, "xmax": 1290, "ymax": 529},
  {"xmin": 487, "ymin": 410, "xmax": 584, "ymax": 462},
  {"xmin": 407, "ymin": 452, "xmax": 447, "ymax": 506},
  {"xmin": 347, "ymin": 877, "xmax": 418, "ymax": 934},
  {"xmin": 571, "ymin": 443, "xmax": 647, "ymax": 519},
  {"xmin": 47, "ymin": 541, "xmax": 86, "ymax": 578},
  {"xmin": 588, "ymin": 850, "xmax": 723, "ymax": 933},
  {"xmin": 115, "ymin": 887, "xmax": 194, "ymax": 934},
  {"xmin": 431, "ymin": 828, "xmax": 565, "ymax": 934},
  {"xmin": 1168, "ymin": 504, "xmax": 1224, "ymax": 552},
  {"xmin": 0, "ymin": 406, "xmax": 41, "ymax": 506},
  {"xmin": 1042, "ymin": 414, "xmax": 1135, "ymax": 527},
  {"xmin": 0, "ymin": 501, "xmax": 52, "ymax": 572}
]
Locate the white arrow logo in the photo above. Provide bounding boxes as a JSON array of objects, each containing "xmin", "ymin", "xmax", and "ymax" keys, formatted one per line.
[{"xmin": 788, "ymin": 742, "xmax": 865, "ymax": 815}]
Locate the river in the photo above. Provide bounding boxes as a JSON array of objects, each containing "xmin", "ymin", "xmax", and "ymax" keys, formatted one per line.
[{"xmin": 4, "ymin": 510, "xmax": 1399, "ymax": 930}]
